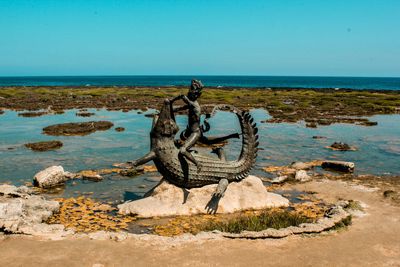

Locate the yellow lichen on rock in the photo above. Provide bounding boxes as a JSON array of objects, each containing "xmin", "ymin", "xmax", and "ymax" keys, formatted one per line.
[{"xmin": 47, "ymin": 197, "xmax": 136, "ymax": 232}]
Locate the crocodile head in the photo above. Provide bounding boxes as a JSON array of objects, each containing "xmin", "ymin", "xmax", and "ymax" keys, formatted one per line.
[{"xmin": 151, "ymin": 99, "xmax": 179, "ymax": 138}]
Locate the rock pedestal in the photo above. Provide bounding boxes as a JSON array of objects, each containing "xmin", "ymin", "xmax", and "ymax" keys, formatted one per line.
[{"xmin": 118, "ymin": 175, "xmax": 289, "ymax": 218}]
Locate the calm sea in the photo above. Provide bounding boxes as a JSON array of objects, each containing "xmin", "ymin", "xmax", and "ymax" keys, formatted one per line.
[{"xmin": 0, "ymin": 75, "xmax": 399, "ymax": 90}]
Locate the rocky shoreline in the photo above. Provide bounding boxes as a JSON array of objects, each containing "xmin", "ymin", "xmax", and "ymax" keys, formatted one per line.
[{"xmin": 1, "ymin": 86, "xmax": 399, "ymax": 126}]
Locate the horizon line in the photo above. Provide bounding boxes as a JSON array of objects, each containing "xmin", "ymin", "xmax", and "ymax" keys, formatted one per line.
[{"xmin": 0, "ymin": 74, "xmax": 399, "ymax": 79}]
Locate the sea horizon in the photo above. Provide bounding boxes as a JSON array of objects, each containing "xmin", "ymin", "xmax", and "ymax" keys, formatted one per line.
[{"xmin": 0, "ymin": 75, "xmax": 399, "ymax": 90}]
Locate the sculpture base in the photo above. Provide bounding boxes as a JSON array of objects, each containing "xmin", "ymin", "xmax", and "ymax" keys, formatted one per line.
[{"xmin": 118, "ymin": 175, "xmax": 289, "ymax": 218}]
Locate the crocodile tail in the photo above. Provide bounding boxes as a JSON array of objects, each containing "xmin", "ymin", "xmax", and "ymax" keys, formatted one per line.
[
  {"xmin": 236, "ymin": 110, "xmax": 259, "ymax": 178},
  {"xmin": 205, "ymin": 104, "xmax": 259, "ymax": 170}
]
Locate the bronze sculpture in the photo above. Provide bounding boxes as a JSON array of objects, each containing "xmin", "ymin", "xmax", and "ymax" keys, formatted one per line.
[
  {"xmin": 170, "ymin": 80, "xmax": 240, "ymax": 170},
  {"xmin": 121, "ymin": 81, "xmax": 259, "ymax": 197}
]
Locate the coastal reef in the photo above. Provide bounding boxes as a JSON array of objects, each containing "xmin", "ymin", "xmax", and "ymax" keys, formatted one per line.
[
  {"xmin": 0, "ymin": 87, "xmax": 399, "ymax": 126},
  {"xmin": 43, "ymin": 121, "xmax": 114, "ymax": 136}
]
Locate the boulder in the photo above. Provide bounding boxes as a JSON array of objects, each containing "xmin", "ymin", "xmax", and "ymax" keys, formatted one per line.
[
  {"xmin": 322, "ymin": 160, "xmax": 355, "ymax": 172},
  {"xmin": 118, "ymin": 175, "xmax": 289, "ymax": 218},
  {"xmin": 294, "ymin": 170, "xmax": 312, "ymax": 182},
  {"xmin": 33, "ymin": 166, "xmax": 73, "ymax": 188},
  {"xmin": 0, "ymin": 184, "xmax": 63, "ymax": 235}
]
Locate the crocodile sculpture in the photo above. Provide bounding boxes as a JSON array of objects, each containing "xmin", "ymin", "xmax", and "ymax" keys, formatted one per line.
[{"xmin": 124, "ymin": 99, "xmax": 259, "ymax": 197}]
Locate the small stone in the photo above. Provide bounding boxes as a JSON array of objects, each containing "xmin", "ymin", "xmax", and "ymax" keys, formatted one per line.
[
  {"xmin": 270, "ymin": 175, "xmax": 289, "ymax": 184},
  {"xmin": 294, "ymin": 170, "xmax": 312, "ymax": 182},
  {"xmin": 115, "ymin": 127, "xmax": 125, "ymax": 132},
  {"xmin": 79, "ymin": 170, "xmax": 103, "ymax": 181}
]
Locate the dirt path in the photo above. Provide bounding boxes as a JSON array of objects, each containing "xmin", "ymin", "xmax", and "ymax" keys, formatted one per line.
[{"xmin": 1, "ymin": 179, "xmax": 399, "ymax": 267}]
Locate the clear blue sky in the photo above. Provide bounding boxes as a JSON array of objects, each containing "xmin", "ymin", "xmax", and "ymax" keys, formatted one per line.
[{"xmin": 0, "ymin": 0, "xmax": 399, "ymax": 77}]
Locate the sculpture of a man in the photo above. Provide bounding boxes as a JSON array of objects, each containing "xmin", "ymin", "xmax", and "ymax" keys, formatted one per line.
[
  {"xmin": 117, "ymin": 80, "xmax": 239, "ymax": 170},
  {"xmin": 171, "ymin": 80, "xmax": 239, "ymax": 170}
]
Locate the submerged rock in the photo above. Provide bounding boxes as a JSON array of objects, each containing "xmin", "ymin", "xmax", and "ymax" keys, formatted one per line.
[
  {"xmin": 78, "ymin": 170, "xmax": 103, "ymax": 181},
  {"xmin": 118, "ymin": 175, "xmax": 289, "ymax": 218},
  {"xmin": 327, "ymin": 142, "xmax": 357, "ymax": 151},
  {"xmin": 0, "ymin": 184, "xmax": 64, "ymax": 236},
  {"xmin": 361, "ymin": 121, "xmax": 378, "ymax": 126},
  {"xmin": 33, "ymin": 166, "xmax": 74, "ymax": 188},
  {"xmin": 18, "ymin": 111, "xmax": 48, "ymax": 117},
  {"xmin": 0, "ymin": 110, "xmax": 4, "ymax": 115},
  {"xmin": 321, "ymin": 160, "xmax": 355, "ymax": 172},
  {"xmin": 24, "ymin": 140, "xmax": 63, "ymax": 152},
  {"xmin": 43, "ymin": 121, "xmax": 114, "ymax": 136},
  {"xmin": 76, "ymin": 111, "xmax": 95, "ymax": 117},
  {"xmin": 115, "ymin": 127, "xmax": 125, "ymax": 132}
]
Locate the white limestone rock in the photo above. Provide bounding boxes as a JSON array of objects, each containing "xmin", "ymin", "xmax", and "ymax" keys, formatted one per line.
[
  {"xmin": 0, "ymin": 184, "xmax": 64, "ymax": 236},
  {"xmin": 33, "ymin": 165, "xmax": 73, "ymax": 188},
  {"xmin": 118, "ymin": 175, "xmax": 289, "ymax": 218},
  {"xmin": 294, "ymin": 170, "xmax": 312, "ymax": 182}
]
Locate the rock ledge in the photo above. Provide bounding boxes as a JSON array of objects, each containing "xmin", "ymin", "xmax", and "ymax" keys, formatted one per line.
[{"xmin": 118, "ymin": 175, "xmax": 289, "ymax": 218}]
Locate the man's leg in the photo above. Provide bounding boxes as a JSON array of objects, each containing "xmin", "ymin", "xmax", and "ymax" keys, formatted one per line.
[
  {"xmin": 200, "ymin": 133, "xmax": 240, "ymax": 145},
  {"xmin": 179, "ymin": 131, "xmax": 202, "ymax": 170}
]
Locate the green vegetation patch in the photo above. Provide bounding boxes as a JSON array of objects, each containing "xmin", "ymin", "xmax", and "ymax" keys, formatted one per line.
[{"xmin": 198, "ymin": 210, "xmax": 312, "ymax": 233}]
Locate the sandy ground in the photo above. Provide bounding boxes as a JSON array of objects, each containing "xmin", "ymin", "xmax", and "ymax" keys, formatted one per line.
[{"xmin": 1, "ymin": 179, "xmax": 399, "ymax": 267}]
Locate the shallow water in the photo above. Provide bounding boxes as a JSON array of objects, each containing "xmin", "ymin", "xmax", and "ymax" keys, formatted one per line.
[{"xmin": 0, "ymin": 108, "xmax": 399, "ymax": 202}]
